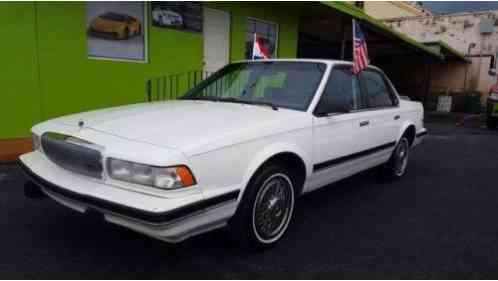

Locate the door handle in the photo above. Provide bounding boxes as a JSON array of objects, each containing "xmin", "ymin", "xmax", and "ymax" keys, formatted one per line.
[
  {"xmin": 394, "ymin": 115, "xmax": 400, "ymax": 120},
  {"xmin": 359, "ymin": 120, "xmax": 370, "ymax": 127}
]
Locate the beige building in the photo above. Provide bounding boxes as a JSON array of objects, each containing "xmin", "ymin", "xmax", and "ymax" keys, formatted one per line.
[
  {"xmin": 362, "ymin": 1, "xmax": 429, "ymax": 19},
  {"xmin": 383, "ymin": 10, "xmax": 498, "ymax": 105}
]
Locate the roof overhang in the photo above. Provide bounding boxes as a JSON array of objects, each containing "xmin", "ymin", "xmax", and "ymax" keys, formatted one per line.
[
  {"xmin": 318, "ymin": 1, "xmax": 444, "ymax": 61},
  {"xmin": 423, "ymin": 41, "xmax": 471, "ymax": 63}
]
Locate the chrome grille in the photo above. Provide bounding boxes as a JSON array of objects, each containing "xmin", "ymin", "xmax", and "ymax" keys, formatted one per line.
[{"xmin": 41, "ymin": 133, "xmax": 103, "ymax": 179}]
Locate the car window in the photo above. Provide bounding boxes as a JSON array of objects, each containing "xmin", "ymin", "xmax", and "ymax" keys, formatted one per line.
[
  {"xmin": 314, "ymin": 68, "xmax": 364, "ymax": 115},
  {"xmin": 183, "ymin": 62, "xmax": 326, "ymax": 111},
  {"xmin": 101, "ymin": 13, "xmax": 130, "ymax": 22},
  {"xmin": 361, "ymin": 70, "xmax": 394, "ymax": 108}
]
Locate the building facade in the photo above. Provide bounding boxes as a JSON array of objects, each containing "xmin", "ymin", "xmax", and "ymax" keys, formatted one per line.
[
  {"xmin": 1, "ymin": 2, "xmax": 299, "ymax": 138},
  {"xmin": 0, "ymin": 1, "xmax": 461, "ymax": 161},
  {"xmin": 385, "ymin": 11, "xmax": 498, "ymax": 100},
  {"xmin": 362, "ymin": 1, "xmax": 429, "ymax": 19}
]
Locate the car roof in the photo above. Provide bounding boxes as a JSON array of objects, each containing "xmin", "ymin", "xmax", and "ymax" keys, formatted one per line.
[{"xmin": 232, "ymin": 58, "xmax": 382, "ymax": 72}]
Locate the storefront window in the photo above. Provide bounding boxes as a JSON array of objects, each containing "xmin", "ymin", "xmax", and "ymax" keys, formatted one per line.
[{"xmin": 245, "ymin": 18, "xmax": 278, "ymax": 59}]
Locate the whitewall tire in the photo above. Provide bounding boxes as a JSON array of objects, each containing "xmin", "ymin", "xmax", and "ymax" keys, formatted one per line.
[{"xmin": 228, "ymin": 165, "xmax": 296, "ymax": 251}]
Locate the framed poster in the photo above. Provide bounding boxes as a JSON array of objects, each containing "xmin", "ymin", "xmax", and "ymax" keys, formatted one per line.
[
  {"xmin": 86, "ymin": 2, "xmax": 148, "ymax": 62},
  {"xmin": 151, "ymin": 2, "xmax": 202, "ymax": 33}
]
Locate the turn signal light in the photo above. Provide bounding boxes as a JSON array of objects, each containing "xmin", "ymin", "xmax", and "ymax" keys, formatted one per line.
[{"xmin": 176, "ymin": 166, "xmax": 196, "ymax": 187}]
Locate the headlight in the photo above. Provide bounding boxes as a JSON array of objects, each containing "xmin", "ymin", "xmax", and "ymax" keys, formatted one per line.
[
  {"xmin": 107, "ymin": 158, "xmax": 196, "ymax": 190},
  {"xmin": 32, "ymin": 133, "xmax": 41, "ymax": 151}
]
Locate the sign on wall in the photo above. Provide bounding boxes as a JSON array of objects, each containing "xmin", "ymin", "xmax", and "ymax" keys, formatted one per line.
[
  {"xmin": 86, "ymin": 2, "xmax": 147, "ymax": 62},
  {"xmin": 151, "ymin": 2, "xmax": 203, "ymax": 33}
]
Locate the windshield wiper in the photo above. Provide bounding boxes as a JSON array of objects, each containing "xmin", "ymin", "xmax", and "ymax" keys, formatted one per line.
[
  {"xmin": 185, "ymin": 96, "xmax": 278, "ymax": 111},
  {"xmin": 218, "ymin": 97, "xmax": 279, "ymax": 111}
]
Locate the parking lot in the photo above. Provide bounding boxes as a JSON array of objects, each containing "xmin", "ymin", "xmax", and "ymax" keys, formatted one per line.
[{"xmin": 1, "ymin": 120, "xmax": 498, "ymax": 279}]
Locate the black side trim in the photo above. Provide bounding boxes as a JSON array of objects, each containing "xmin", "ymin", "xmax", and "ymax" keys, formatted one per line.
[
  {"xmin": 416, "ymin": 131, "xmax": 427, "ymax": 138},
  {"xmin": 313, "ymin": 141, "xmax": 396, "ymax": 172},
  {"xmin": 18, "ymin": 160, "xmax": 239, "ymax": 224}
]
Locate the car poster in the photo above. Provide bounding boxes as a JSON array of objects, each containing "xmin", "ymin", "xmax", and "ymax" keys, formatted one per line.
[
  {"xmin": 152, "ymin": 2, "xmax": 203, "ymax": 33},
  {"xmin": 86, "ymin": 2, "xmax": 147, "ymax": 62}
]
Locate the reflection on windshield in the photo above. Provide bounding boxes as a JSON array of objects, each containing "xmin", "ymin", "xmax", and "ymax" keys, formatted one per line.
[{"xmin": 182, "ymin": 61, "xmax": 326, "ymax": 111}]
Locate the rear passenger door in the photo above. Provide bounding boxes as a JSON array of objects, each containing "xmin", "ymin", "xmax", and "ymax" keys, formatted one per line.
[{"xmin": 359, "ymin": 69, "xmax": 400, "ymax": 157}]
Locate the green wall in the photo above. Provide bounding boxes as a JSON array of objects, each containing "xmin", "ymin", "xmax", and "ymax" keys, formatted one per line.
[
  {"xmin": 0, "ymin": 2, "xmax": 299, "ymax": 140},
  {"xmin": 0, "ymin": 3, "xmax": 42, "ymax": 139},
  {"xmin": 209, "ymin": 2, "xmax": 298, "ymax": 60}
]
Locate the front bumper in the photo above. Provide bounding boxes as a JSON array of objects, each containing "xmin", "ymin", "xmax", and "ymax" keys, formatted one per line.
[{"xmin": 19, "ymin": 152, "xmax": 239, "ymax": 243}]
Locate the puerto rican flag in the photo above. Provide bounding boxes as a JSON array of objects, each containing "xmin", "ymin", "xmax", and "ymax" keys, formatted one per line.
[
  {"xmin": 352, "ymin": 19, "xmax": 370, "ymax": 74},
  {"xmin": 252, "ymin": 33, "xmax": 272, "ymax": 60}
]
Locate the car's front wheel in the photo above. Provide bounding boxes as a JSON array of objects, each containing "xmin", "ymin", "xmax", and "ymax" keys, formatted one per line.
[
  {"xmin": 228, "ymin": 165, "xmax": 295, "ymax": 251},
  {"xmin": 123, "ymin": 27, "xmax": 130, "ymax": 39}
]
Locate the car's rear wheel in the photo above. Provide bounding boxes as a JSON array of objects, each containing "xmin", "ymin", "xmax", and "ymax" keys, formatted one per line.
[
  {"xmin": 228, "ymin": 165, "xmax": 295, "ymax": 251},
  {"xmin": 381, "ymin": 136, "xmax": 410, "ymax": 179}
]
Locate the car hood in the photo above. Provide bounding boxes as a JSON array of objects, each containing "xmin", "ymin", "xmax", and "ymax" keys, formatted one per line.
[{"xmin": 52, "ymin": 100, "xmax": 309, "ymax": 156}]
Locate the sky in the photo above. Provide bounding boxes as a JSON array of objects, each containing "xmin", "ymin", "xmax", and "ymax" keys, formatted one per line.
[{"xmin": 422, "ymin": 1, "xmax": 498, "ymax": 14}]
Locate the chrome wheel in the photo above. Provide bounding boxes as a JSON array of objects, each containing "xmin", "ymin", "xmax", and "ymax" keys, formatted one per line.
[
  {"xmin": 252, "ymin": 173, "xmax": 294, "ymax": 244},
  {"xmin": 394, "ymin": 138, "xmax": 409, "ymax": 176}
]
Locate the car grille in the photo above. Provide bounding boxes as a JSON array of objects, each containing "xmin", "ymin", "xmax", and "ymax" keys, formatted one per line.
[{"xmin": 41, "ymin": 133, "xmax": 103, "ymax": 179}]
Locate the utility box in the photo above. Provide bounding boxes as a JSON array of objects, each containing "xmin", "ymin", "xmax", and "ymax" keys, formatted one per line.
[
  {"xmin": 437, "ymin": 96, "xmax": 452, "ymax": 112},
  {"xmin": 480, "ymin": 19, "xmax": 494, "ymax": 34}
]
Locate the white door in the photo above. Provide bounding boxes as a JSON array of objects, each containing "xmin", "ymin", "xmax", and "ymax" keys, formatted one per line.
[
  {"xmin": 307, "ymin": 66, "xmax": 373, "ymax": 191},
  {"xmin": 203, "ymin": 8, "xmax": 230, "ymax": 74}
]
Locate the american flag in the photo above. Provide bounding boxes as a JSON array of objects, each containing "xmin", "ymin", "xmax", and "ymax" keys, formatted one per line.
[{"xmin": 352, "ymin": 19, "xmax": 370, "ymax": 74}]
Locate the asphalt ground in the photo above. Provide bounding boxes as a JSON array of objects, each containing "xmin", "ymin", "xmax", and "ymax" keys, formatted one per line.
[{"xmin": 1, "ymin": 121, "xmax": 498, "ymax": 279}]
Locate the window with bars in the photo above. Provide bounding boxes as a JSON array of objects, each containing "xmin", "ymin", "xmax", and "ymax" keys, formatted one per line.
[{"xmin": 245, "ymin": 18, "xmax": 278, "ymax": 59}]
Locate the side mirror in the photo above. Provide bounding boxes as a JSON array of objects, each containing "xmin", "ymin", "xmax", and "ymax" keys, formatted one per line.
[{"xmin": 489, "ymin": 68, "xmax": 497, "ymax": 76}]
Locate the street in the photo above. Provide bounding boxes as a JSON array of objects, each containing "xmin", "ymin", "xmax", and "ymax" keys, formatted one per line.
[{"xmin": 1, "ymin": 121, "xmax": 498, "ymax": 279}]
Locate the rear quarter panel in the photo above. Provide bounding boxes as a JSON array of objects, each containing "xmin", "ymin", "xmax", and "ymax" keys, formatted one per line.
[{"xmin": 397, "ymin": 100, "xmax": 425, "ymax": 141}]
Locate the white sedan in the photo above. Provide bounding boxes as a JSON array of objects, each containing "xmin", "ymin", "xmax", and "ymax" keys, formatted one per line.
[{"xmin": 19, "ymin": 59, "xmax": 426, "ymax": 250}]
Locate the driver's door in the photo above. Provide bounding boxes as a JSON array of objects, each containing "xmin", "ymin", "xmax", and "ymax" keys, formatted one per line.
[{"xmin": 307, "ymin": 66, "xmax": 372, "ymax": 191}]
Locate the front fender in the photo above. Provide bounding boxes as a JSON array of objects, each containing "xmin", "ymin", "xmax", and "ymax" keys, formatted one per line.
[{"xmin": 238, "ymin": 142, "xmax": 311, "ymax": 200}]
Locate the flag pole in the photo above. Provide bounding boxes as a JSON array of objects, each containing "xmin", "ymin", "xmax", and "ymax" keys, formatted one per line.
[
  {"xmin": 252, "ymin": 33, "xmax": 257, "ymax": 60},
  {"xmin": 352, "ymin": 19, "xmax": 355, "ymax": 64},
  {"xmin": 340, "ymin": 18, "xmax": 346, "ymax": 60}
]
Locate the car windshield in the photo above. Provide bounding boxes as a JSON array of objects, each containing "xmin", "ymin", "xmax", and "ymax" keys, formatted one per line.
[
  {"xmin": 101, "ymin": 12, "xmax": 132, "ymax": 22},
  {"xmin": 182, "ymin": 61, "xmax": 327, "ymax": 111}
]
